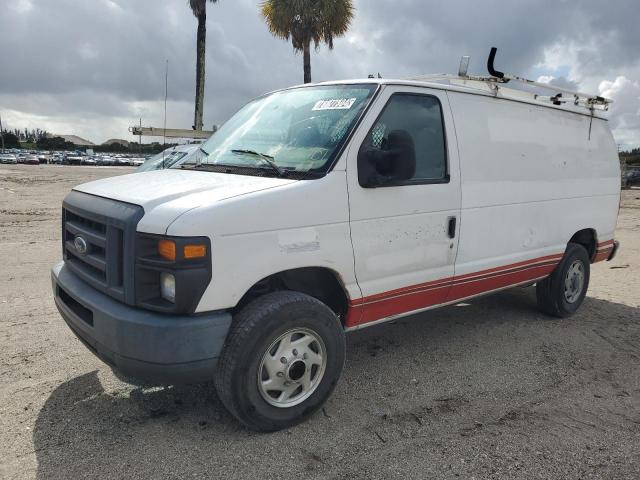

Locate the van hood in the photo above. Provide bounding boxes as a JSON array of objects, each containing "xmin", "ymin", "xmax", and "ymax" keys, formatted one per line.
[{"xmin": 73, "ymin": 169, "xmax": 296, "ymax": 233}]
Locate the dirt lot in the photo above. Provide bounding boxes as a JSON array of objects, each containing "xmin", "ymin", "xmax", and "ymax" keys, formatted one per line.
[{"xmin": 1, "ymin": 164, "xmax": 639, "ymax": 479}]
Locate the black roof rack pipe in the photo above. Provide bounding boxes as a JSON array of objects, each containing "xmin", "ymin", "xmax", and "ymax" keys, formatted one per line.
[{"xmin": 487, "ymin": 47, "xmax": 508, "ymax": 82}]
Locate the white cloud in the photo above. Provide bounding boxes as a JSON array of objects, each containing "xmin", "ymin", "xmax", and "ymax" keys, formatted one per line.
[
  {"xmin": 77, "ymin": 43, "xmax": 100, "ymax": 61},
  {"xmin": 11, "ymin": 0, "xmax": 33, "ymax": 14},
  {"xmin": 599, "ymin": 76, "xmax": 640, "ymax": 147},
  {"xmin": 535, "ymin": 35, "xmax": 640, "ymax": 146}
]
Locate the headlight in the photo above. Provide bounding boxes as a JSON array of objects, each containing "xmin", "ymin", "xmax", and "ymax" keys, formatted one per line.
[
  {"xmin": 158, "ymin": 239, "xmax": 207, "ymax": 261},
  {"xmin": 160, "ymin": 272, "xmax": 176, "ymax": 303},
  {"xmin": 135, "ymin": 233, "xmax": 212, "ymax": 314}
]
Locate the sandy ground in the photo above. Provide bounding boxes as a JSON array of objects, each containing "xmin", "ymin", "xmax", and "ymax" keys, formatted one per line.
[{"xmin": 0, "ymin": 164, "xmax": 638, "ymax": 479}]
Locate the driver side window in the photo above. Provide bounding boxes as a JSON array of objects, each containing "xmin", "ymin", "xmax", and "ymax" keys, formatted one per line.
[{"xmin": 358, "ymin": 93, "xmax": 448, "ymax": 187}]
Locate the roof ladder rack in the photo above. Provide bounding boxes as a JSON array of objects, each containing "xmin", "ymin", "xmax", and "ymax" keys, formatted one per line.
[{"xmin": 407, "ymin": 47, "xmax": 613, "ymax": 112}]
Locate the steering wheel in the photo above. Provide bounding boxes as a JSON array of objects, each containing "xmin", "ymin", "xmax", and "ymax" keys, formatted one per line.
[{"xmin": 288, "ymin": 117, "xmax": 320, "ymax": 146}]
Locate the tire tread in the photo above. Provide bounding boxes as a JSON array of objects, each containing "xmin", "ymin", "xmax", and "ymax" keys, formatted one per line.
[
  {"xmin": 213, "ymin": 291, "xmax": 342, "ymax": 430},
  {"xmin": 536, "ymin": 242, "xmax": 590, "ymax": 318}
]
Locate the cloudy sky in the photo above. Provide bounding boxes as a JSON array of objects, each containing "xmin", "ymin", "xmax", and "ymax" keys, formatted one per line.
[{"xmin": 1, "ymin": 0, "xmax": 639, "ymax": 147}]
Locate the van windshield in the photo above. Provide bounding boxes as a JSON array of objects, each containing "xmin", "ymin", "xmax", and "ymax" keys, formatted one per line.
[
  {"xmin": 138, "ymin": 150, "xmax": 190, "ymax": 171},
  {"xmin": 181, "ymin": 84, "xmax": 377, "ymax": 178}
]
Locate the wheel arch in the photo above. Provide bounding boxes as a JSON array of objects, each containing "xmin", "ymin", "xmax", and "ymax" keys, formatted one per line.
[
  {"xmin": 568, "ymin": 228, "xmax": 597, "ymax": 261},
  {"xmin": 234, "ymin": 267, "xmax": 351, "ymax": 323}
]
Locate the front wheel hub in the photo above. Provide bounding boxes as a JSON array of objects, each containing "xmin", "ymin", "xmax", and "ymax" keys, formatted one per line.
[
  {"xmin": 258, "ymin": 328, "xmax": 327, "ymax": 408},
  {"xmin": 564, "ymin": 259, "xmax": 585, "ymax": 303},
  {"xmin": 287, "ymin": 360, "xmax": 306, "ymax": 382}
]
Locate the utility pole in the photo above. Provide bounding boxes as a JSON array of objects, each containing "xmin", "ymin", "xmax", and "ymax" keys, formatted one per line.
[{"xmin": 0, "ymin": 113, "xmax": 5, "ymax": 153}]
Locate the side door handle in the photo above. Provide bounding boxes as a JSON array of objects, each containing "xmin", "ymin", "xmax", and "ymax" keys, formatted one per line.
[{"xmin": 447, "ymin": 216, "xmax": 457, "ymax": 239}]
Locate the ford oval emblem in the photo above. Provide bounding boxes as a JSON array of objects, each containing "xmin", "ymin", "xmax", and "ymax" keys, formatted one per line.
[{"xmin": 74, "ymin": 236, "xmax": 89, "ymax": 256}]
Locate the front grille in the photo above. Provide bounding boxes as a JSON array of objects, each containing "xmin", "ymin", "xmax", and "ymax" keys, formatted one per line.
[
  {"xmin": 64, "ymin": 209, "xmax": 114, "ymax": 285},
  {"xmin": 62, "ymin": 191, "xmax": 144, "ymax": 305}
]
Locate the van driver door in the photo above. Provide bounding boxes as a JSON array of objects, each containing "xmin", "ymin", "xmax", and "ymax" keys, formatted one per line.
[{"xmin": 345, "ymin": 86, "xmax": 461, "ymax": 328}]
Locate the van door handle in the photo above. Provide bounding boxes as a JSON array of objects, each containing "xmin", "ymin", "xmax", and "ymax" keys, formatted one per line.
[{"xmin": 447, "ymin": 216, "xmax": 457, "ymax": 239}]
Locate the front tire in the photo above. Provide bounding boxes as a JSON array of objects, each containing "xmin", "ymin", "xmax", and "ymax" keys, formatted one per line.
[
  {"xmin": 214, "ymin": 291, "xmax": 346, "ymax": 432},
  {"xmin": 536, "ymin": 243, "xmax": 590, "ymax": 318}
]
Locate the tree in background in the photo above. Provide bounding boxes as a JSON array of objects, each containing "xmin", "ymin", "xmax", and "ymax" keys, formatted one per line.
[
  {"xmin": 1, "ymin": 131, "xmax": 20, "ymax": 149},
  {"xmin": 189, "ymin": 0, "xmax": 219, "ymax": 131},
  {"xmin": 9, "ymin": 128, "xmax": 48, "ymax": 143},
  {"xmin": 260, "ymin": 0, "xmax": 354, "ymax": 84},
  {"xmin": 36, "ymin": 136, "xmax": 76, "ymax": 151},
  {"xmin": 620, "ymin": 148, "xmax": 640, "ymax": 166}
]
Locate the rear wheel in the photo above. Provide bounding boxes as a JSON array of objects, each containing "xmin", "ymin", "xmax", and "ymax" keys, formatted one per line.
[
  {"xmin": 536, "ymin": 243, "xmax": 590, "ymax": 318},
  {"xmin": 214, "ymin": 291, "xmax": 345, "ymax": 431}
]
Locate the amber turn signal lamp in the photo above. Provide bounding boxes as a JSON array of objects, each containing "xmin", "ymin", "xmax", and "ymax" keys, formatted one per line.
[
  {"xmin": 184, "ymin": 244, "xmax": 207, "ymax": 259},
  {"xmin": 158, "ymin": 239, "xmax": 176, "ymax": 261}
]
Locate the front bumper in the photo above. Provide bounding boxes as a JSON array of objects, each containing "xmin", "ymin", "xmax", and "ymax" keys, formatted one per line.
[{"xmin": 51, "ymin": 261, "xmax": 232, "ymax": 384}]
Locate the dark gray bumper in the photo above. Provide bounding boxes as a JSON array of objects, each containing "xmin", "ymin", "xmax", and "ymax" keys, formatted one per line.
[{"xmin": 51, "ymin": 261, "xmax": 232, "ymax": 384}]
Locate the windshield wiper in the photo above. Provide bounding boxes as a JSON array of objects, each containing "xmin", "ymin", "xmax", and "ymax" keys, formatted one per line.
[
  {"xmin": 180, "ymin": 162, "xmax": 235, "ymax": 170},
  {"xmin": 231, "ymin": 149, "xmax": 284, "ymax": 176}
]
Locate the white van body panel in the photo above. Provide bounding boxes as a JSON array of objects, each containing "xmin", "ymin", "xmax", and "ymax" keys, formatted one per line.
[
  {"xmin": 74, "ymin": 169, "xmax": 295, "ymax": 234},
  {"xmin": 447, "ymin": 91, "xmax": 620, "ymax": 280},
  {"xmin": 345, "ymin": 85, "xmax": 462, "ymax": 325},
  {"xmin": 165, "ymin": 172, "xmax": 359, "ymax": 312}
]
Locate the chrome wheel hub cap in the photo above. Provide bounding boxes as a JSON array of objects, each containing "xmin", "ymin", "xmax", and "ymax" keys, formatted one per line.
[
  {"xmin": 258, "ymin": 328, "xmax": 327, "ymax": 408},
  {"xmin": 564, "ymin": 260, "xmax": 585, "ymax": 303}
]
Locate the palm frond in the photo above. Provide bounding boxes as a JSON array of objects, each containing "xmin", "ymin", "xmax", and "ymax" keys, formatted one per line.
[
  {"xmin": 189, "ymin": 0, "xmax": 219, "ymax": 17},
  {"xmin": 261, "ymin": 0, "xmax": 354, "ymax": 52}
]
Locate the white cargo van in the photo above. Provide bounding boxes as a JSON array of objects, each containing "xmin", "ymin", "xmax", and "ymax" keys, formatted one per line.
[{"xmin": 52, "ymin": 60, "xmax": 620, "ymax": 431}]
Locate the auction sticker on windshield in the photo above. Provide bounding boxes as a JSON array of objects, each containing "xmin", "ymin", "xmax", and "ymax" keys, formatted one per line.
[{"xmin": 312, "ymin": 98, "xmax": 357, "ymax": 110}]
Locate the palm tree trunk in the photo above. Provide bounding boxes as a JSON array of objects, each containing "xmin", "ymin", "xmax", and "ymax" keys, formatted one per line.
[
  {"xmin": 303, "ymin": 41, "xmax": 311, "ymax": 84},
  {"xmin": 193, "ymin": 10, "xmax": 206, "ymax": 131}
]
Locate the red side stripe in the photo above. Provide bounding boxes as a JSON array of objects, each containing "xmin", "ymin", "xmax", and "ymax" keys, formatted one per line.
[
  {"xmin": 592, "ymin": 239, "xmax": 614, "ymax": 263},
  {"xmin": 345, "ymin": 253, "xmax": 562, "ymax": 328},
  {"xmin": 452, "ymin": 254, "xmax": 562, "ymax": 281},
  {"xmin": 446, "ymin": 261, "xmax": 556, "ymax": 304},
  {"xmin": 597, "ymin": 239, "xmax": 614, "ymax": 249},
  {"xmin": 593, "ymin": 247, "xmax": 613, "ymax": 263},
  {"xmin": 357, "ymin": 276, "xmax": 454, "ymax": 304}
]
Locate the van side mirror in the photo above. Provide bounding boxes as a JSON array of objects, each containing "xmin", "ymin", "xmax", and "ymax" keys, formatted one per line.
[{"xmin": 358, "ymin": 130, "xmax": 416, "ymax": 187}]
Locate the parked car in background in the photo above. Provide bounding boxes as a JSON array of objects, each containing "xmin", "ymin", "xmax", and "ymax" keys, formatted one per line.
[
  {"xmin": 0, "ymin": 153, "xmax": 18, "ymax": 164},
  {"xmin": 23, "ymin": 155, "xmax": 40, "ymax": 165},
  {"xmin": 96, "ymin": 156, "xmax": 116, "ymax": 166},
  {"xmin": 64, "ymin": 155, "xmax": 84, "ymax": 165},
  {"xmin": 137, "ymin": 144, "xmax": 202, "ymax": 172},
  {"xmin": 625, "ymin": 168, "xmax": 640, "ymax": 186}
]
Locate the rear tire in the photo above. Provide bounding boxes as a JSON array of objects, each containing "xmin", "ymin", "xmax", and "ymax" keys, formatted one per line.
[
  {"xmin": 536, "ymin": 243, "xmax": 590, "ymax": 318},
  {"xmin": 214, "ymin": 291, "xmax": 346, "ymax": 432}
]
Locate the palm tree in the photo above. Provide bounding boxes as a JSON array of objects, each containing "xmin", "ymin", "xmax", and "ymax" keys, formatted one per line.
[
  {"xmin": 189, "ymin": 0, "xmax": 219, "ymax": 131},
  {"xmin": 260, "ymin": 0, "xmax": 354, "ymax": 84}
]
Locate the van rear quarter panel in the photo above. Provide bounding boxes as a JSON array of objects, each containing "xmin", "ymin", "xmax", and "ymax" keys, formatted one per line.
[{"xmin": 447, "ymin": 91, "xmax": 620, "ymax": 277}]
